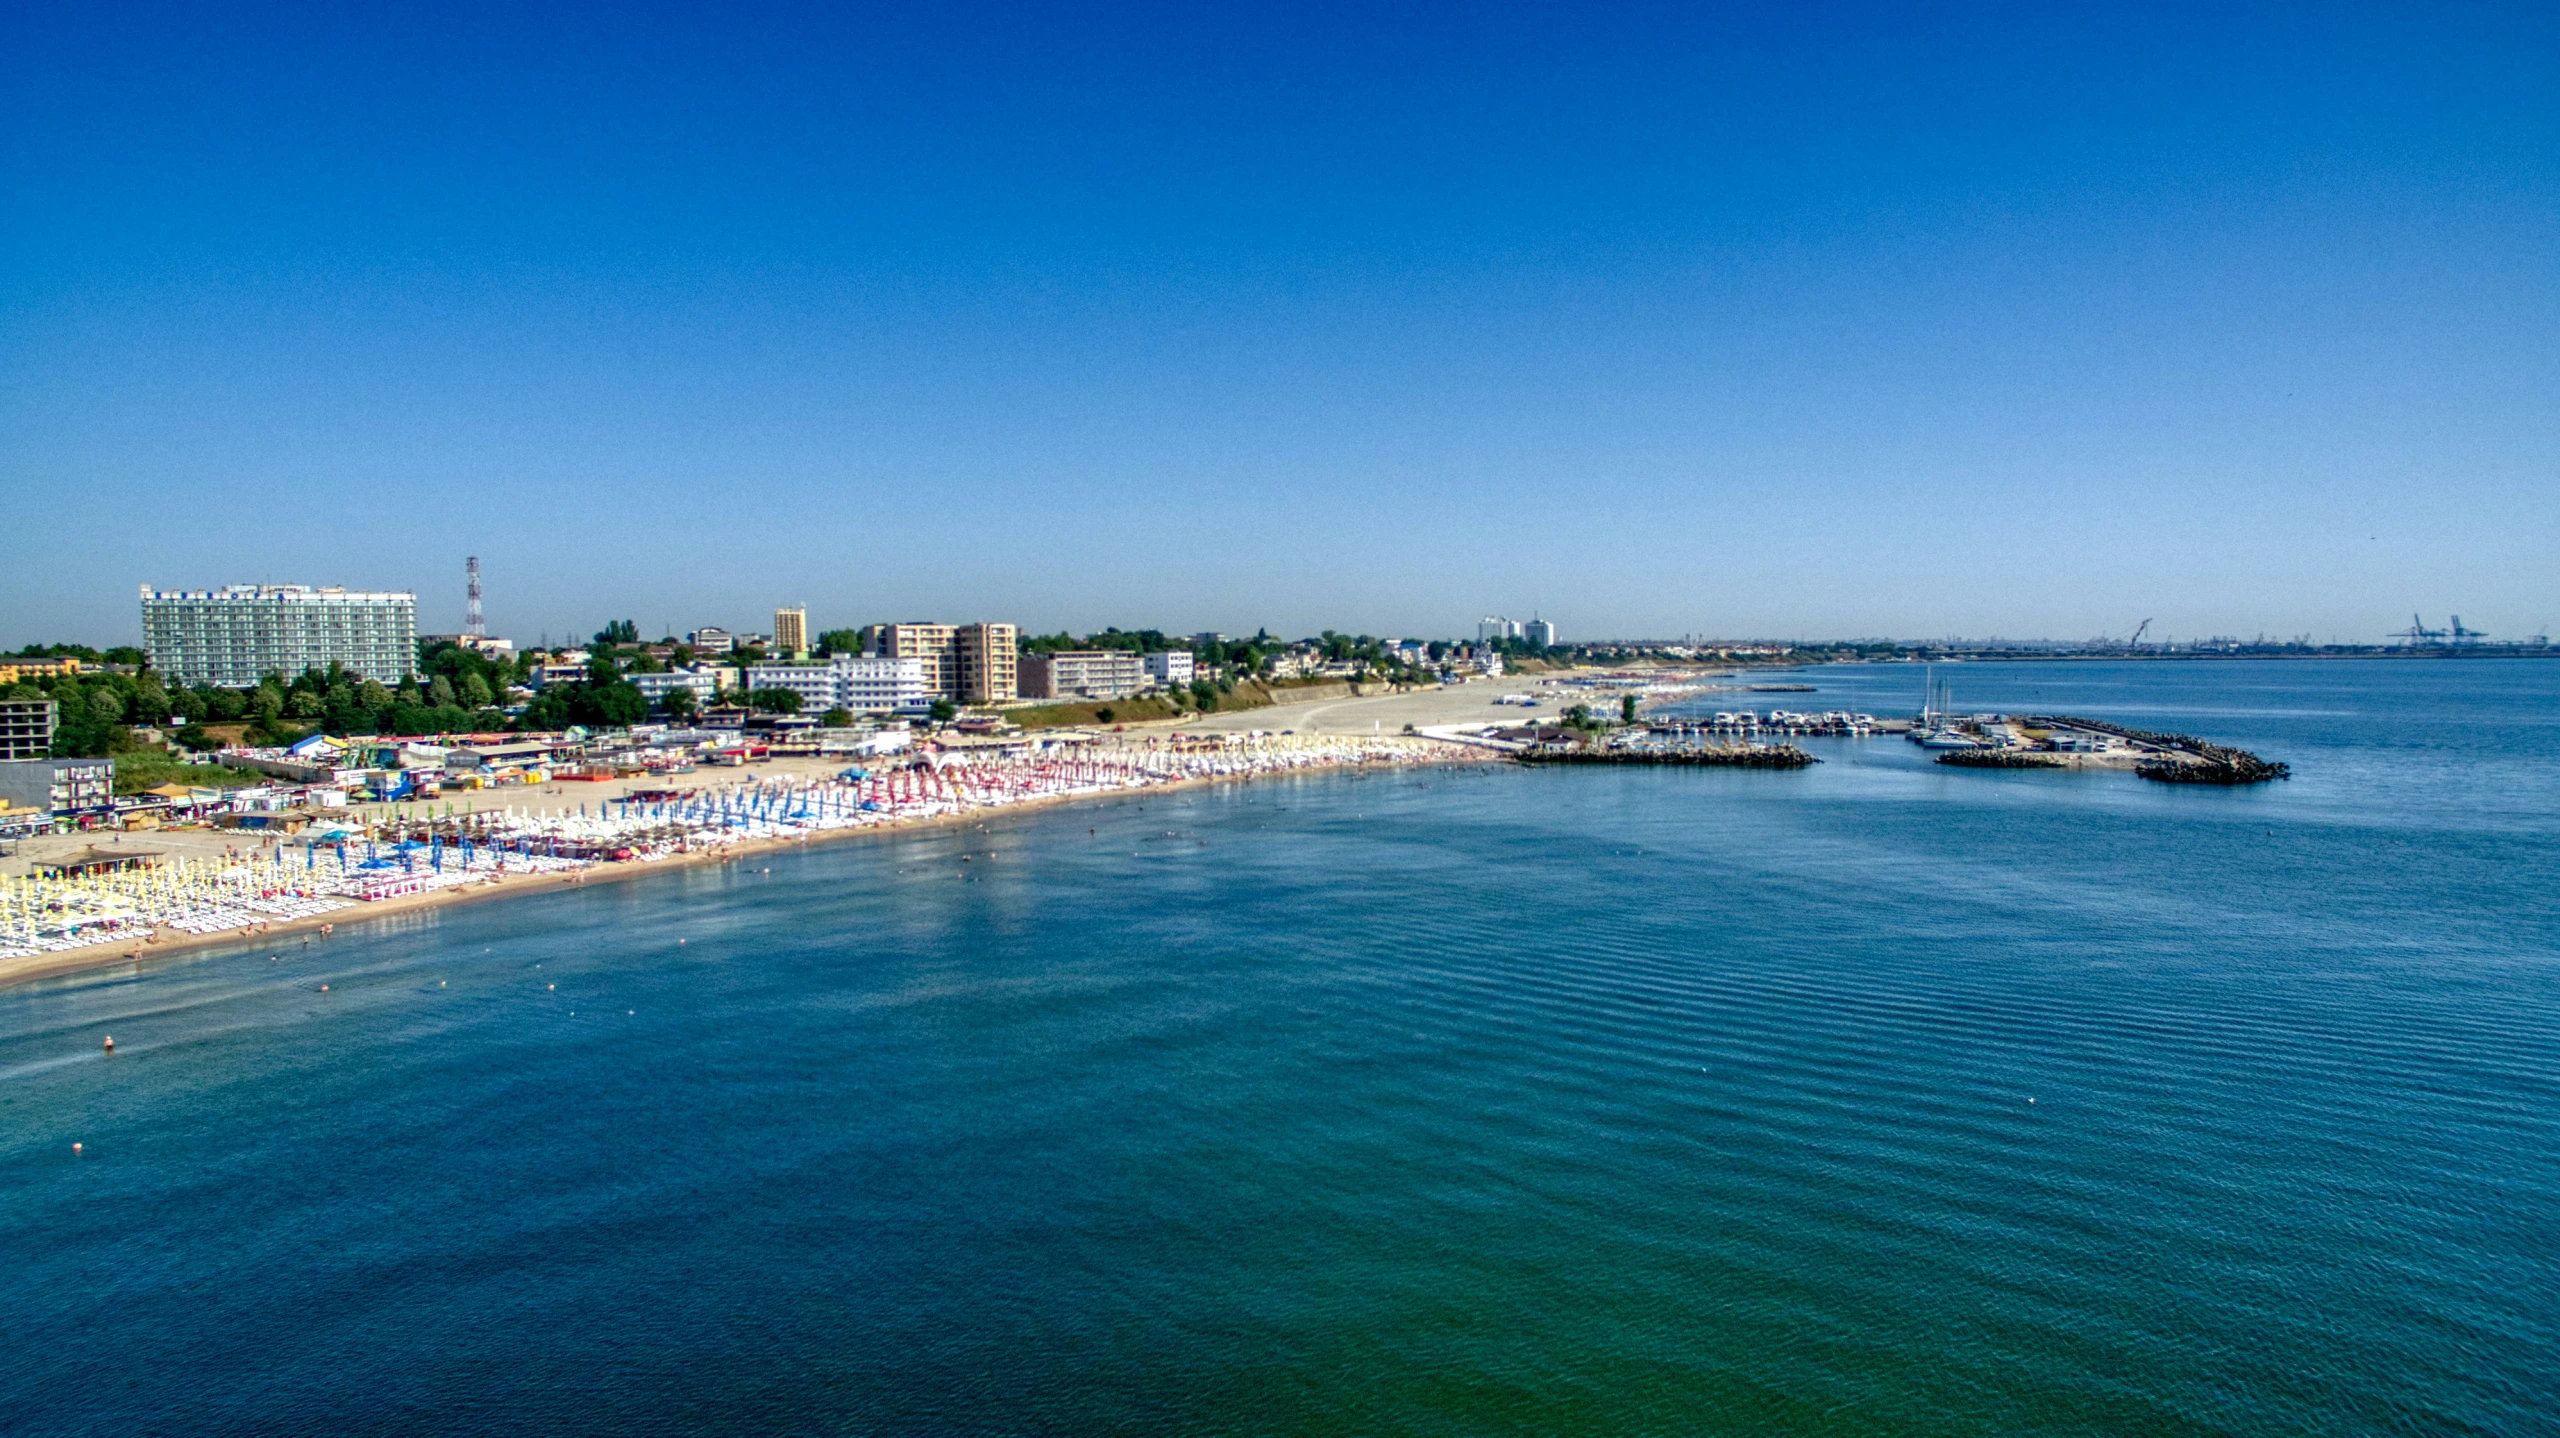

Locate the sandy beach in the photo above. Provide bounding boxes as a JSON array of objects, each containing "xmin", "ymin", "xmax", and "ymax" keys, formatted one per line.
[{"xmin": 1, "ymin": 740, "xmax": 1482, "ymax": 993}]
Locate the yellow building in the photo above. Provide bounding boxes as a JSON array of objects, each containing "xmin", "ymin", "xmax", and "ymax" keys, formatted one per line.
[
  {"xmin": 0, "ymin": 656, "xmax": 83, "ymax": 684},
  {"xmin": 772, "ymin": 606, "xmax": 808, "ymax": 658}
]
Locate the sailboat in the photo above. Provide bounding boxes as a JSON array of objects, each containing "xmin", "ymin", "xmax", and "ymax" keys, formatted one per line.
[{"xmin": 1912, "ymin": 667, "xmax": 1979, "ymax": 748}]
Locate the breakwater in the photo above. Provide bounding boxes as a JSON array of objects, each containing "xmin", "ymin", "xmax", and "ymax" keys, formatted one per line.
[
  {"xmin": 1936, "ymin": 750, "xmax": 2065, "ymax": 770},
  {"xmin": 2027, "ymin": 715, "xmax": 2292, "ymax": 784},
  {"xmin": 1516, "ymin": 744, "xmax": 1818, "ymax": 769}
]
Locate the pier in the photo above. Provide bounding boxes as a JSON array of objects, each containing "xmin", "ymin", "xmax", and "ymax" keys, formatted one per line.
[
  {"xmin": 1516, "ymin": 743, "xmax": 1818, "ymax": 770},
  {"xmin": 1920, "ymin": 714, "xmax": 2290, "ymax": 784}
]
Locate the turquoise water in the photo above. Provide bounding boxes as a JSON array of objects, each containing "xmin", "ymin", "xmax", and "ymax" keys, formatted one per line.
[{"xmin": 4, "ymin": 659, "xmax": 2556, "ymax": 1434}]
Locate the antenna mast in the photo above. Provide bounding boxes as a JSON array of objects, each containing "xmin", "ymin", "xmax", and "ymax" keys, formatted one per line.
[{"xmin": 465, "ymin": 556, "xmax": 485, "ymax": 638}]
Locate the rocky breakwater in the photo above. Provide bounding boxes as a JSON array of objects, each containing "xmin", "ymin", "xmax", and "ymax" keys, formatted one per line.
[{"xmin": 2029, "ymin": 716, "xmax": 2292, "ymax": 786}]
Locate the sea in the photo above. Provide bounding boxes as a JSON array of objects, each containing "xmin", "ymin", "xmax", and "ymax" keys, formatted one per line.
[{"xmin": 3, "ymin": 659, "xmax": 2554, "ymax": 1435}]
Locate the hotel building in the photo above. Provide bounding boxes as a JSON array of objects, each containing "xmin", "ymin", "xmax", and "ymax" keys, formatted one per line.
[
  {"xmin": 772, "ymin": 607, "xmax": 808, "ymax": 658},
  {"xmin": 862, "ymin": 622, "xmax": 1019, "ymax": 703},
  {"xmin": 1022, "ymin": 649, "xmax": 1147, "ymax": 701},
  {"xmin": 141, "ymin": 584, "xmax": 417, "ymax": 688}
]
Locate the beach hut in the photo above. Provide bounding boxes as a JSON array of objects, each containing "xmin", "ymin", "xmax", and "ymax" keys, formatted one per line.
[{"xmin": 35, "ymin": 845, "xmax": 166, "ymax": 877}]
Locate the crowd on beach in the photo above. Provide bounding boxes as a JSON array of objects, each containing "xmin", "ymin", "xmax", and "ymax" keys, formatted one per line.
[{"xmin": 2, "ymin": 733, "xmax": 1469, "ymax": 963}]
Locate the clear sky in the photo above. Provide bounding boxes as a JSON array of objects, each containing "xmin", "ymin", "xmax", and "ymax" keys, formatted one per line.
[{"xmin": 3, "ymin": 2, "xmax": 2553, "ymax": 647}]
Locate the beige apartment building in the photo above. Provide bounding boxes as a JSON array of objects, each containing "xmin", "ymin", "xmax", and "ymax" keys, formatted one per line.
[
  {"xmin": 864, "ymin": 623, "xmax": 956, "ymax": 697},
  {"xmin": 860, "ymin": 621, "xmax": 1017, "ymax": 703},
  {"xmin": 956, "ymin": 623, "xmax": 1018, "ymax": 703},
  {"xmin": 772, "ymin": 606, "xmax": 808, "ymax": 657}
]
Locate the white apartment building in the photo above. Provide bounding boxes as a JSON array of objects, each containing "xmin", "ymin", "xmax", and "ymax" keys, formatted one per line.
[
  {"xmin": 744, "ymin": 657, "xmax": 930, "ymax": 715},
  {"xmin": 1522, "ymin": 618, "xmax": 1556, "ymax": 647},
  {"xmin": 1022, "ymin": 650, "xmax": 1147, "ymax": 700},
  {"xmin": 1143, "ymin": 650, "xmax": 1194, "ymax": 687},
  {"xmin": 626, "ymin": 668, "xmax": 722, "ymax": 708},
  {"xmin": 141, "ymin": 583, "xmax": 418, "ymax": 687}
]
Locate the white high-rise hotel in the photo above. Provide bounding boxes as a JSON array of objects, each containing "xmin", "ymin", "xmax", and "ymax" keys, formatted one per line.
[{"xmin": 140, "ymin": 583, "xmax": 418, "ymax": 688}]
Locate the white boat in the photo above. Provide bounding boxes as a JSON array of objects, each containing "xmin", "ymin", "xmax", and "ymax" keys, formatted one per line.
[{"xmin": 1916, "ymin": 729, "xmax": 1981, "ymax": 749}]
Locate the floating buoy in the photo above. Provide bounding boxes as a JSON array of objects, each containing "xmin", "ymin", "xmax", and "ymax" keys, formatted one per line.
[
  {"xmin": 548, "ymin": 983, "xmax": 556, "ymax": 991},
  {"xmin": 677, "ymin": 939, "xmax": 685, "ymax": 945},
  {"xmin": 102, "ymin": 1036, "xmax": 114, "ymax": 1052},
  {"xmin": 72, "ymin": 1142, "xmax": 82, "ymax": 1154},
  {"xmin": 320, "ymin": 984, "xmax": 329, "ymax": 992},
  {"xmin": 2028, "ymin": 1097, "xmax": 2036, "ymax": 1105}
]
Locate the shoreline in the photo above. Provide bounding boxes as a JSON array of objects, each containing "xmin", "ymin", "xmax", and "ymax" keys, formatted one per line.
[{"xmin": 0, "ymin": 754, "xmax": 1470, "ymax": 995}]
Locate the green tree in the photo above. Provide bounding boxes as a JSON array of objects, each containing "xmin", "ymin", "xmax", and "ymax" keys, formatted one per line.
[
  {"xmin": 1621, "ymin": 694, "xmax": 1640, "ymax": 724},
  {"xmin": 593, "ymin": 619, "xmax": 640, "ymax": 646},
  {"xmin": 821, "ymin": 707, "xmax": 854, "ymax": 728},
  {"xmin": 582, "ymin": 682, "xmax": 648, "ymax": 727},
  {"xmin": 88, "ymin": 688, "xmax": 125, "ymax": 723},
  {"xmin": 749, "ymin": 688, "xmax": 803, "ymax": 714},
  {"xmin": 659, "ymin": 685, "xmax": 699, "ymax": 721},
  {"xmin": 816, "ymin": 629, "xmax": 863, "ymax": 655},
  {"xmin": 427, "ymin": 675, "xmax": 457, "ymax": 708},
  {"xmin": 457, "ymin": 672, "xmax": 494, "ymax": 708},
  {"xmin": 358, "ymin": 679, "xmax": 391, "ymax": 710},
  {"xmin": 928, "ymin": 698, "xmax": 957, "ymax": 723}
]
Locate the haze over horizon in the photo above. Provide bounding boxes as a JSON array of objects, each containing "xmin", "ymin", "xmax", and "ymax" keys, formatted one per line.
[{"xmin": 4, "ymin": 3, "xmax": 2554, "ymax": 649}]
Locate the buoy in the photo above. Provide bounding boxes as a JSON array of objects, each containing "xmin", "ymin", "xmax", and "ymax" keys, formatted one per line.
[
  {"xmin": 678, "ymin": 939, "xmax": 685, "ymax": 945},
  {"xmin": 72, "ymin": 1142, "xmax": 82, "ymax": 1154},
  {"xmin": 319, "ymin": 984, "xmax": 329, "ymax": 992},
  {"xmin": 102, "ymin": 1036, "xmax": 114, "ymax": 1052},
  {"xmin": 548, "ymin": 983, "xmax": 555, "ymax": 991},
  {"xmin": 2028, "ymin": 1097, "xmax": 2036, "ymax": 1104}
]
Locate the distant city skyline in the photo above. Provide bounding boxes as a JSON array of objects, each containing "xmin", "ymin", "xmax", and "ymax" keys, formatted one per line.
[
  {"xmin": 14, "ymin": 558, "xmax": 2554, "ymax": 654},
  {"xmin": 4, "ymin": 4, "xmax": 2553, "ymax": 647}
]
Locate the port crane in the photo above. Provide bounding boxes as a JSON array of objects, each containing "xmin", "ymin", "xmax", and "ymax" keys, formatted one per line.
[
  {"xmin": 2390, "ymin": 614, "xmax": 2451, "ymax": 645},
  {"xmin": 2449, "ymin": 616, "xmax": 2488, "ymax": 644},
  {"xmin": 2123, "ymin": 618, "xmax": 2152, "ymax": 651}
]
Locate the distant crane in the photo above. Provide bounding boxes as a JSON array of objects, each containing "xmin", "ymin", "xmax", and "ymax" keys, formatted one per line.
[
  {"xmin": 2449, "ymin": 615, "xmax": 2489, "ymax": 644},
  {"xmin": 2125, "ymin": 618, "xmax": 2152, "ymax": 651},
  {"xmin": 2390, "ymin": 614, "xmax": 2449, "ymax": 645}
]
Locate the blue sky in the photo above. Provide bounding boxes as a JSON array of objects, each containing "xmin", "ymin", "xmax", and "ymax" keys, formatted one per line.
[{"xmin": 3, "ymin": 2, "xmax": 2553, "ymax": 646}]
